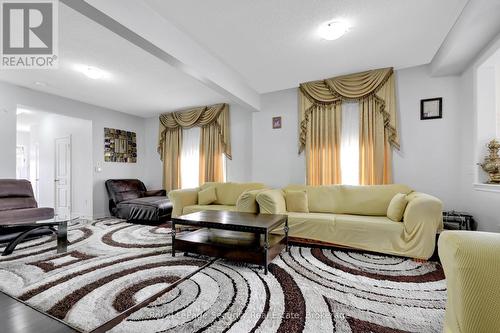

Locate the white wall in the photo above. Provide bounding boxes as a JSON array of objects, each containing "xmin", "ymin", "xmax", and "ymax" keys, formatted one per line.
[
  {"xmin": 456, "ymin": 34, "xmax": 500, "ymax": 232},
  {"xmin": 496, "ymin": 65, "xmax": 500, "ymax": 136},
  {"xmin": 226, "ymin": 104, "xmax": 253, "ymax": 182},
  {"xmin": 252, "ymin": 88, "xmax": 305, "ymax": 188},
  {"xmin": 0, "ymin": 82, "xmax": 146, "ymax": 218},
  {"xmin": 27, "ymin": 113, "xmax": 93, "ymax": 218},
  {"xmin": 142, "ymin": 116, "xmax": 163, "ymax": 190},
  {"xmin": 0, "ymin": 108, "xmax": 16, "ymax": 178},
  {"xmin": 393, "ymin": 65, "xmax": 462, "ymax": 209},
  {"xmin": 142, "ymin": 103, "xmax": 255, "ymax": 189}
]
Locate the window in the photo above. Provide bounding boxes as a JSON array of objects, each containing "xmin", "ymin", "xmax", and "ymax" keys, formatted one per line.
[
  {"xmin": 180, "ymin": 127, "xmax": 200, "ymax": 189},
  {"xmin": 340, "ymin": 102, "xmax": 360, "ymax": 185},
  {"xmin": 180, "ymin": 127, "xmax": 226, "ymax": 189}
]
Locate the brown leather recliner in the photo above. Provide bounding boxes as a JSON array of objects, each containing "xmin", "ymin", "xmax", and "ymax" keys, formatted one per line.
[
  {"xmin": 105, "ymin": 179, "xmax": 172, "ymax": 223},
  {"xmin": 0, "ymin": 179, "xmax": 55, "ymax": 244}
]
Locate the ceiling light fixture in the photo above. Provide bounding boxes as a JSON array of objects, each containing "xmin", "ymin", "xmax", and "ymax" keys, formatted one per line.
[
  {"xmin": 318, "ymin": 20, "xmax": 350, "ymax": 41},
  {"xmin": 73, "ymin": 64, "xmax": 109, "ymax": 80},
  {"xmin": 34, "ymin": 81, "xmax": 48, "ymax": 87}
]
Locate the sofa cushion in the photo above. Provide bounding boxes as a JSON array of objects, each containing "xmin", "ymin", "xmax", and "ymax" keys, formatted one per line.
[
  {"xmin": 0, "ymin": 197, "xmax": 37, "ymax": 211},
  {"xmin": 117, "ymin": 196, "xmax": 172, "ymax": 221},
  {"xmin": 281, "ymin": 212, "xmax": 336, "ymax": 241},
  {"xmin": 285, "ymin": 190, "xmax": 309, "ymax": 213},
  {"xmin": 200, "ymin": 182, "xmax": 266, "ymax": 205},
  {"xmin": 280, "ymin": 213, "xmax": 402, "ymax": 253},
  {"xmin": 0, "ymin": 179, "xmax": 34, "ymax": 198},
  {"xmin": 119, "ymin": 196, "xmax": 171, "ymax": 209},
  {"xmin": 333, "ymin": 214, "xmax": 396, "ymax": 226},
  {"xmin": 182, "ymin": 204, "xmax": 237, "ymax": 215},
  {"xmin": 286, "ymin": 184, "xmax": 412, "ymax": 215},
  {"xmin": 0, "ymin": 207, "xmax": 54, "ymax": 225},
  {"xmin": 198, "ymin": 187, "xmax": 217, "ymax": 205},
  {"xmin": 285, "ymin": 185, "xmax": 343, "ymax": 213},
  {"xmin": 339, "ymin": 185, "xmax": 412, "ymax": 216},
  {"xmin": 287, "ymin": 212, "xmax": 335, "ymax": 225},
  {"xmin": 387, "ymin": 193, "xmax": 408, "ymax": 222},
  {"xmin": 236, "ymin": 189, "xmax": 267, "ymax": 213},
  {"xmin": 105, "ymin": 179, "xmax": 147, "ymax": 204},
  {"xmin": 115, "ymin": 190, "xmax": 143, "ymax": 203}
]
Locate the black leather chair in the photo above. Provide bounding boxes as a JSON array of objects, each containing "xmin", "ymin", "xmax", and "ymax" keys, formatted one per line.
[{"xmin": 105, "ymin": 179, "xmax": 172, "ymax": 223}]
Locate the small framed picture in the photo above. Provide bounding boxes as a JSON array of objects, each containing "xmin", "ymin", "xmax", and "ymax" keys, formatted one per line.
[
  {"xmin": 420, "ymin": 97, "xmax": 442, "ymax": 120},
  {"xmin": 272, "ymin": 116, "xmax": 282, "ymax": 129}
]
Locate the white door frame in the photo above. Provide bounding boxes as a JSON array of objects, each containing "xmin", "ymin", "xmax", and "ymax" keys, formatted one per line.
[{"xmin": 54, "ymin": 136, "xmax": 72, "ymax": 219}]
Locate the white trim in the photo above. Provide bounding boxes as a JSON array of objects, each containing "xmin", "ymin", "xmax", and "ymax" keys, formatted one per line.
[{"xmin": 473, "ymin": 183, "xmax": 500, "ymax": 193}]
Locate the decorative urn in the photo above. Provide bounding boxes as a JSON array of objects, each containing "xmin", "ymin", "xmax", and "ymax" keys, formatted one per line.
[{"xmin": 479, "ymin": 139, "xmax": 500, "ymax": 184}]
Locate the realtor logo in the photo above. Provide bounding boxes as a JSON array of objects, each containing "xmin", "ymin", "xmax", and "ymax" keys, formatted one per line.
[{"xmin": 1, "ymin": 0, "xmax": 58, "ymax": 69}]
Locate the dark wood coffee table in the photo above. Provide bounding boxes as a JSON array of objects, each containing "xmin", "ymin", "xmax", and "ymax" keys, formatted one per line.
[{"xmin": 171, "ymin": 211, "xmax": 289, "ymax": 274}]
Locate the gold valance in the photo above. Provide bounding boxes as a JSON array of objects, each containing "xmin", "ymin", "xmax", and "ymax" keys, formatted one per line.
[
  {"xmin": 299, "ymin": 67, "xmax": 399, "ymax": 153},
  {"xmin": 158, "ymin": 103, "xmax": 231, "ymax": 159}
]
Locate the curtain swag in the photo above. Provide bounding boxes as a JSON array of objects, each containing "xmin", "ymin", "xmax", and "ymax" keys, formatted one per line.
[
  {"xmin": 298, "ymin": 67, "xmax": 399, "ymax": 154},
  {"xmin": 157, "ymin": 103, "xmax": 232, "ymax": 160}
]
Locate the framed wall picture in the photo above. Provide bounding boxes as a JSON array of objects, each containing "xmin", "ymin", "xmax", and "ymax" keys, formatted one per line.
[
  {"xmin": 104, "ymin": 127, "xmax": 137, "ymax": 163},
  {"xmin": 272, "ymin": 116, "xmax": 282, "ymax": 129},
  {"xmin": 420, "ymin": 97, "xmax": 442, "ymax": 120}
]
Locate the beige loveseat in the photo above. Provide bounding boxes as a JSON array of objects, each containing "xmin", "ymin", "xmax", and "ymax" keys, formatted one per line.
[
  {"xmin": 168, "ymin": 182, "xmax": 267, "ymax": 218},
  {"xmin": 256, "ymin": 184, "xmax": 443, "ymax": 259}
]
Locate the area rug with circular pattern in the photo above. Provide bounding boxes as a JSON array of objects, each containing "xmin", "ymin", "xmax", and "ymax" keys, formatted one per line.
[
  {"xmin": 0, "ymin": 218, "xmax": 447, "ymax": 333},
  {"xmin": 0, "ymin": 218, "xmax": 207, "ymax": 332}
]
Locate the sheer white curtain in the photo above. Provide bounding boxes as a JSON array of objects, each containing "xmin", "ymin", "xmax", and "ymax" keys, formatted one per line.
[
  {"xmin": 180, "ymin": 127, "xmax": 200, "ymax": 189},
  {"xmin": 341, "ymin": 102, "xmax": 360, "ymax": 185}
]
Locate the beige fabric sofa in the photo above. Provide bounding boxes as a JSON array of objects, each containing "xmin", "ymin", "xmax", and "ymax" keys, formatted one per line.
[
  {"xmin": 168, "ymin": 182, "xmax": 267, "ymax": 218},
  {"xmin": 439, "ymin": 231, "xmax": 500, "ymax": 333},
  {"xmin": 256, "ymin": 184, "xmax": 443, "ymax": 259}
]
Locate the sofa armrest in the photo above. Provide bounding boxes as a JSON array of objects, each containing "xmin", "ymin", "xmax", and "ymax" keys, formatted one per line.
[
  {"xmin": 401, "ymin": 192, "xmax": 442, "ymax": 259},
  {"xmin": 256, "ymin": 189, "xmax": 286, "ymax": 214},
  {"xmin": 403, "ymin": 192, "xmax": 443, "ymax": 234},
  {"xmin": 168, "ymin": 188, "xmax": 199, "ymax": 218},
  {"xmin": 438, "ymin": 231, "xmax": 500, "ymax": 333},
  {"xmin": 144, "ymin": 189, "xmax": 166, "ymax": 197}
]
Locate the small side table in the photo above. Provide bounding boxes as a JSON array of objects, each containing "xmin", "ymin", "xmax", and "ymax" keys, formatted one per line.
[{"xmin": 443, "ymin": 211, "xmax": 476, "ymax": 231}]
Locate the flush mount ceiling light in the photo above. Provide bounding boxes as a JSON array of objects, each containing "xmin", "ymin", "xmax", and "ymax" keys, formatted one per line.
[
  {"xmin": 318, "ymin": 20, "xmax": 350, "ymax": 40},
  {"xmin": 73, "ymin": 64, "xmax": 110, "ymax": 80},
  {"xmin": 34, "ymin": 81, "xmax": 48, "ymax": 87}
]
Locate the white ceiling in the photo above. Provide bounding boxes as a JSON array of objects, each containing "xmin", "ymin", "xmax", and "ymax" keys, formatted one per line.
[
  {"xmin": 145, "ymin": 0, "xmax": 468, "ymax": 93},
  {"xmin": 0, "ymin": 3, "xmax": 227, "ymax": 117},
  {"xmin": 0, "ymin": 0, "xmax": 479, "ymax": 115}
]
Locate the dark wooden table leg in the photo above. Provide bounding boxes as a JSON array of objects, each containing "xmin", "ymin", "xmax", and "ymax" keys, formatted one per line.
[
  {"xmin": 264, "ymin": 231, "xmax": 269, "ymax": 275},
  {"xmin": 57, "ymin": 221, "xmax": 68, "ymax": 254},
  {"xmin": 171, "ymin": 222, "xmax": 176, "ymax": 257}
]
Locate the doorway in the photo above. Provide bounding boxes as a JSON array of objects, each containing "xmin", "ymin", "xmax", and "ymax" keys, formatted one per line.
[{"xmin": 16, "ymin": 107, "xmax": 93, "ymax": 219}]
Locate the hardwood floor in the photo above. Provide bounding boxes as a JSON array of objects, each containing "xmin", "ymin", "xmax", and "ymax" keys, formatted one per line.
[{"xmin": 0, "ymin": 291, "xmax": 80, "ymax": 333}]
